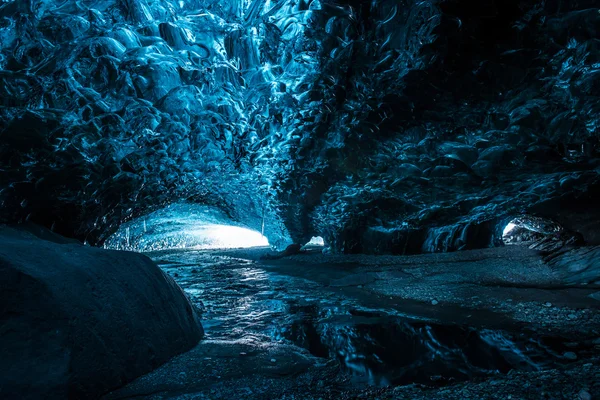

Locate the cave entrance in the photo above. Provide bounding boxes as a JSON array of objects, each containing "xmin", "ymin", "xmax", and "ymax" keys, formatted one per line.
[
  {"xmin": 104, "ymin": 203, "xmax": 269, "ymax": 252},
  {"xmin": 501, "ymin": 215, "xmax": 562, "ymax": 246},
  {"xmin": 305, "ymin": 236, "xmax": 325, "ymax": 246}
]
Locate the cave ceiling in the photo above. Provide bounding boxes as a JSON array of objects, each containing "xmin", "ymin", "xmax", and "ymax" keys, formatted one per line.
[{"xmin": 1, "ymin": 0, "xmax": 599, "ymax": 252}]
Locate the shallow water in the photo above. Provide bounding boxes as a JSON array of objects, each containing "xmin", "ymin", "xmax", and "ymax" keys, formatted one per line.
[{"xmin": 150, "ymin": 249, "xmax": 594, "ymax": 388}]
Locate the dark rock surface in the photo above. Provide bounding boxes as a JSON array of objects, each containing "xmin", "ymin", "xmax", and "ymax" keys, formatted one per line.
[
  {"xmin": 0, "ymin": 225, "xmax": 203, "ymax": 399},
  {"xmin": 0, "ymin": 0, "xmax": 599, "ymax": 253}
]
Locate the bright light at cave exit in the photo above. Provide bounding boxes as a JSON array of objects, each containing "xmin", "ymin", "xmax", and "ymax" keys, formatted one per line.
[
  {"xmin": 306, "ymin": 236, "xmax": 324, "ymax": 246},
  {"xmin": 189, "ymin": 225, "xmax": 269, "ymax": 248},
  {"xmin": 503, "ymin": 223, "xmax": 516, "ymax": 237}
]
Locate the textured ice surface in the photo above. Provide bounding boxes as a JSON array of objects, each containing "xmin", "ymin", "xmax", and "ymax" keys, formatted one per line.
[{"xmin": 1, "ymin": 0, "xmax": 599, "ymax": 252}]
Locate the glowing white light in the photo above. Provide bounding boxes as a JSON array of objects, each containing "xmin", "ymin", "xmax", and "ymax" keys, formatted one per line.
[
  {"xmin": 189, "ymin": 224, "xmax": 269, "ymax": 249},
  {"xmin": 306, "ymin": 236, "xmax": 324, "ymax": 246},
  {"xmin": 503, "ymin": 223, "xmax": 516, "ymax": 237},
  {"xmin": 105, "ymin": 204, "xmax": 275, "ymax": 252}
]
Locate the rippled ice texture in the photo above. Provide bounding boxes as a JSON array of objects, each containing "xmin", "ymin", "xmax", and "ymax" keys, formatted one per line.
[{"xmin": 1, "ymin": 0, "xmax": 600, "ymax": 253}]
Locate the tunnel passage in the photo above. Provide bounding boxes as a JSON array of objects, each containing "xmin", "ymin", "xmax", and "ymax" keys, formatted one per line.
[{"xmin": 105, "ymin": 203, "xmax": 272, "ymax": 252}]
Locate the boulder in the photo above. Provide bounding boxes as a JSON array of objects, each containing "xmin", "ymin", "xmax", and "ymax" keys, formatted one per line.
[{"xmin": 0, "ymin": 225, "xmax": 203, "ymax": 399}]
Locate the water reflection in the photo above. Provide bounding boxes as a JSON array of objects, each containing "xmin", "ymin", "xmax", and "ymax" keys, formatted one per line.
[{"xmin": 150, "ymin": 249, "xmax": 592, "ymax": 387}]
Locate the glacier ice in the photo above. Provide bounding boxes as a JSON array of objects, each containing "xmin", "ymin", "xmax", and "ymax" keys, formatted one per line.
[{"xmin": 0, "ymin": 0, "xmax": 599, "ymax": 253}]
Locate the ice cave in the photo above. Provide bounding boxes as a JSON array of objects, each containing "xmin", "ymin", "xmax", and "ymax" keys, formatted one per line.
[{"xmin": 1, "ymin": 0, "xmax": 600, "ymax": 398}]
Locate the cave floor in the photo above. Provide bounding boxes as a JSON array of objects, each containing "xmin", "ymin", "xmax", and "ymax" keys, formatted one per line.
[{"xmin": 104, "ymin": 246, "xmax": 600, "ymax": 400}]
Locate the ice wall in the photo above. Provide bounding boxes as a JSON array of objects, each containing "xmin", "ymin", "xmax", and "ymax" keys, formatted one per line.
[{"xmin": 1, "ymin": 0, "xmax": 599, "ymax": 252}]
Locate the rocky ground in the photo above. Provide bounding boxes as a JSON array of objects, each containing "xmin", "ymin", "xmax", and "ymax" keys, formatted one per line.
[{"xmin": 104, "ymin": 245, "xmax": 600, "ymax": 400}]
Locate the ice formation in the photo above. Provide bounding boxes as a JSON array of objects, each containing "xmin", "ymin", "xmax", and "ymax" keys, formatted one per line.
[{"xmin": 1, "ymin": 0, "xmax": 599, "ymax": 253}]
